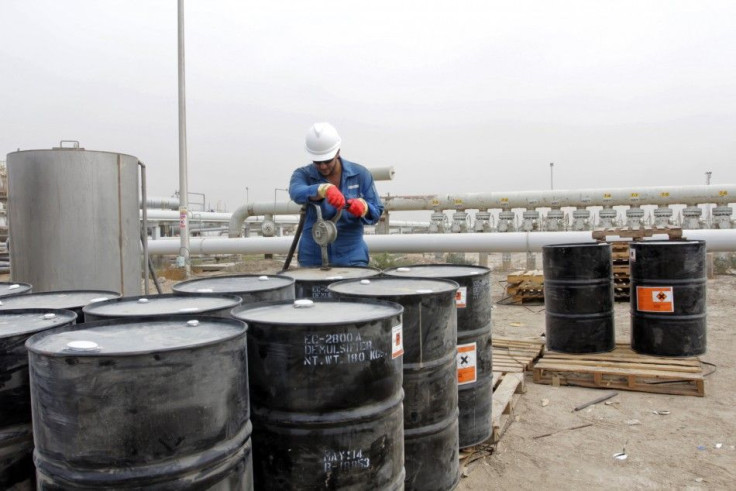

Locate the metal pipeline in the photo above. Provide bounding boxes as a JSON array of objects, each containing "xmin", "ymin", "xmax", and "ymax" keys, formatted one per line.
[
  {"xmin": 147, "ymin": 228, "xmax": 736, "ymax": 256},
  {"xmin": 381, "ymin": 184, "xmax": 736, "ymax": 211},
  {"xmin": 227, "ymin": 184, "xmax": 736, "ymax": 237}
]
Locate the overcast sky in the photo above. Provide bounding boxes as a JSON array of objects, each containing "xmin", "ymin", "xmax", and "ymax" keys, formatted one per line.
[{"xmin": 2, "ymin": 0, "xmax": 734, "ymax": 214}]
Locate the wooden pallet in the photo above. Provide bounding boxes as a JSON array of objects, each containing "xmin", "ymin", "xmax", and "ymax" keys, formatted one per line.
[
  {"xmin": 490, "ymin": 338, "xmax": 543, "ymax": 442},
  {"xmin": 505, "ymin": 270, "xmax": 545, "ymax": 304},
  {"xmin": 533, "ymin": 344, "xmax": 705, "ymax": 397},
  {"xmin": 493, "ymin": 337, "xmax": 545, "ymax": 372},
  {"xmin": 491, "ymin": 372, "xmax": 525, "ymax": 443}
]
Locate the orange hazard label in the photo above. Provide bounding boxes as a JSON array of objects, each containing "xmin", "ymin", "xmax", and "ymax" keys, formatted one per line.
[
  {"xmin": 455, "ymin": 287, "xmax": 467, "ymax": 309},
  {"xmin": 391, "ymin": 324, "xmax": 404, "ymax": 359},
  {"xmin": 636, "ymin": 286, "xmax": 674, "ymax": 313},
  {"xmin": 457, "ymin": 342, "xmax": 477, "ymax": 385}
]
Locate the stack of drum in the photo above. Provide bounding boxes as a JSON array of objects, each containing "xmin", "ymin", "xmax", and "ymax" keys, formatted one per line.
[
  {"xmin": 328, "ymin": 277, "xmax": 461, "ymax": 490},
  {"xmin": 14, "ymin": 242, "xmax": 706, "ymax": 490},
  {"xmin": 543, "ymin": 240, "xmax": 707, "ymax": 357},
  {"xmin": 383, "ymin": 265, "xmax": 494, "ymax": 449}
]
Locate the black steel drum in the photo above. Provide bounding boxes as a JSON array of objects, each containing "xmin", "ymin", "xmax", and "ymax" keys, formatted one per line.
[
  {"xmin": 0, "ymin": 282, "xmax": 32, "ymax": 298},
  {"xmin": 383, "ymin": 264, "xmax": 493, "ymax": 449},
  {"xmin": 83, "ymin": 293, "xmax": 242, "ymax": 321},
  {"xmin": 26, "ymin": 316, "xmax": 252, "ymax": 489},
  {"xmin": 329, "ymin": 277, "xmax": 461, "ymax": 491},
  {"xmin": 542, "ymin": 243, "xmax": 615, "ymax": 354},
  {"xmin": 0, "ymin": 290, "xmax": 119, "ymax": 320},
  {"xmin": 233, "ymin": 299, "xmax": 405, "ymax": 491},
  {"xmin": 1, "ymin": 309, "xmax": 77, "ymax": 490},
  {"xmin": 277, "ymin": 267, "xmax": 380, "ymax": 299},
  {"xmin": 630, "ymin": 240, "xmax": 706, "ymax": 356},
  {"xmin": 173, "ymin": 274, "xmax": 295, "ymax": 304}
]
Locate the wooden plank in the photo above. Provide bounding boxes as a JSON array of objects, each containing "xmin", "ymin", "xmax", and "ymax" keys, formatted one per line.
[
  {"xmin": 491, "ymin": 372, "xmax": 501, "ymax": 388},
  {"xmin": 534, "ymin": 363, "xmax": 704, "ymax": 380},
  {"xmin": 538, "ymin": 352, "xmax": 702, "ymax": 368},
  {"xmin": 533, "ymin": 370, "xmax": 704, "ymax": 397},
  {"xmin": 534, "ymin": 359, "xmax": 702, "ymax": 374},
  {"xmin": 491, "ymin": 372, "xmax": 525, "ymax": 442}
]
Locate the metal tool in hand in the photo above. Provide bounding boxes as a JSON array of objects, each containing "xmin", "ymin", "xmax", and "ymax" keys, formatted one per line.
[{"xmin": 312, "ymin": 203, "xmax": 342, "ymax": 270}]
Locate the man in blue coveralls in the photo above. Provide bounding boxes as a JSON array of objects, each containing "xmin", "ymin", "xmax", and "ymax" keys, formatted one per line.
[{"xmin": 289, "ymin": 122, "xmax": 384, "ymax": 267}]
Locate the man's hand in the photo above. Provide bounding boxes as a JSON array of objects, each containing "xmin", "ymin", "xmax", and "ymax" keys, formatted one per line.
[
  {"xmin": 346, "ymin": 198, "xmax": 368, "ymax": 218},
  {"xmin": 318, "ymin": 184, "xmax": 346, "ymax": 209}
]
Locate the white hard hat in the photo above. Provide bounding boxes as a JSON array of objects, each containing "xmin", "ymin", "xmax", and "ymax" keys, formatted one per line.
[{"xmin": 305, "ymin": 122, "xmax": 341, "ymax": 161}]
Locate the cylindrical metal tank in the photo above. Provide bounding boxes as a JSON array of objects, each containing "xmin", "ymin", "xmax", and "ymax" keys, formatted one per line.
[
  {"xmin": 0, "ymin": 290, "xmax": 118, "ymax": 321},
  {"xmin": 26, "ymin": 316, "xmax": 252, "ymax": 489},
  {"xmin": 630, "ymin": 240, "xmax": 707, "ymax": 356},
  {"xmin": 277, "ymin": 267, "xmax": 380, "ymax": 299},
  {"xmin": 0, "ymin": 282, "xmax": 32, "ymax": 298},
  {"xmin": 83, "ymin": 293, "xmax": 242, "ymax": 322},
  {"xmin": 328, "ymin": 278, "xmax": 460, "ymax": 491},
  {"xmin": 7, "ymin": 147, "xmax": 142, "ymax": 295},
  {"xmin": 232, "ymin": 299, "xmax": 405, "ymax": 491},
  {"xmin": 0, "ymin": 309, "xmax": 77, "ymax": 490},
  {"xmin": 542, "ymin": 243, "xmax": 615, "ymax": 353},
  {"xmin": 383, "ymin": 264, "xmax": 493, "ymax": 449},
  {"xmin": 173, "ymin": 274, "xmax": 295, "ymax": 304}
]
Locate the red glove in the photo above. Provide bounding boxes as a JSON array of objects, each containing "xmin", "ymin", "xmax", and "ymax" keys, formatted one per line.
[
  {"xmin": 346, "ymin": 198, "xmax": 368, "ymax": 218},
  {"xmin": 318, "ymin": 184, "xmax": 346, "ymax": 209}
]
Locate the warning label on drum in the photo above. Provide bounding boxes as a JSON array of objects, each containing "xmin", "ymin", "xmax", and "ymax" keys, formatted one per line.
[
  {"xmin": 636, "ymin": 286, "xmax": 674, "ymax": 313},
  {"xmin": 391, "ymin": 324, "xmax": 404, "ymax": 359},
  {"xmin": 457, "ymin": 342, "xmax": 477, "ymax": 385},
  {"xmin": 455, "ymin": 287, "xmax": 467, "ymax": 309}
]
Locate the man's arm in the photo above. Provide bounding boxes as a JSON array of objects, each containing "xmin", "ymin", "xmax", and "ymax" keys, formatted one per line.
[{"xmin": 289, "ymin": 166, "xmax": 321, "ymax": 204}]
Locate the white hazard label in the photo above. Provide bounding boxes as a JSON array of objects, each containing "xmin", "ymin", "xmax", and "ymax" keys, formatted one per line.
[{"xmin": 391, "ymin": 324, "xmax": 404, "ymax": 359}]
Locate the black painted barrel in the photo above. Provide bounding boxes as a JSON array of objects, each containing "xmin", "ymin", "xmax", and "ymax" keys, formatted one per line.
[
  {"xmin": 277, "ymin": 267, "xmax": 380, "ymax": 299},
  {"xmin": 383, "ymin": 264, "xmax": 493, "ymax": 449},
  {"xmin": 328, "ymin": 277, "xmax": 460, "ymax": 491},
  {"xmin": 630, "ymin": 240, "xmax": 707, "ymax": 356},
  {"xmin": 26, "ymin": 316, "xmax": 253, "ymax": 489},
  {"xmin": 1, "ymin": 309, "xmax": 77, "ymax": 490},
  {"xmin": 82, "ymin": 293, "xmax": 242, "ymax": 321},
  {"xmin": 173, "ymin": 274, "xmax": 295, "ymax": 304},
  {"xmin": 1, "ymin": 425, "xmax": 35, "ymax": 490},
  {"xmin": 0, "ymin": 282, "xmax": 33, "ymax": 298},
  {"xmin": 232, "ymin": 299, "xmax": 404, "ymax": 490},
  {"xmin": 542, "ymin": 242, "xmax": 615, "ymax": 353},
  {"xmin": 0, "ymin": 290, "xmax": 119, "ymax": 321}
]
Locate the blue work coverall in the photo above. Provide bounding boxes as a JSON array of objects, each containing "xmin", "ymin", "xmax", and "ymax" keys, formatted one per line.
[{"xmin": 289, "ymin": 158, "xmax": 384, "ymax": 267}]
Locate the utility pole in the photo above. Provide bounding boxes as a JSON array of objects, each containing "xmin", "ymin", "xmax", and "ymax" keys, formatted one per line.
[
  {"xmin": 550, "ymin": 162, "xmax": 554, "ymax": 190},
  {"xmin": 177, "ymin": 0, "xmax": 190, "ymax": 276},
  {"xmin": 705, "ymin": 171, "xmax": 713, "ymax": 227}
]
